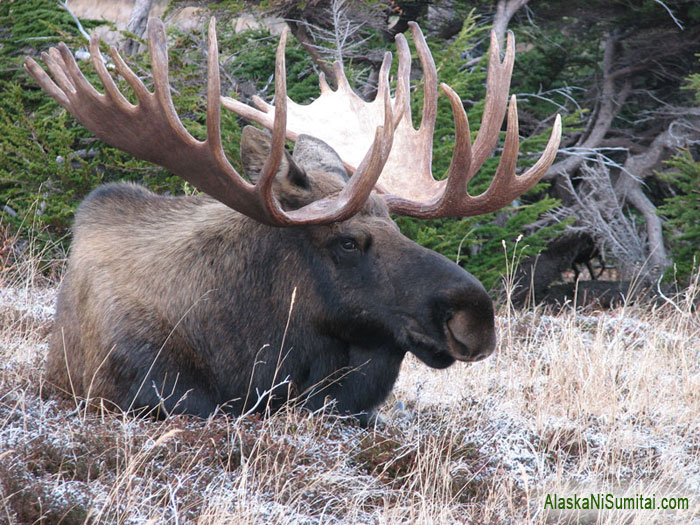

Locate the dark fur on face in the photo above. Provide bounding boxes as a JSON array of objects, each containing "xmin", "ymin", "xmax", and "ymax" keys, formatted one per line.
[{"xmin": 48, "ymin": 127, "xmax": 495, "ymax": 422}]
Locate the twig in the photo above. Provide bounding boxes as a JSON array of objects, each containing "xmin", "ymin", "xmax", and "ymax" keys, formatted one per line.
[
  {"xmin": 56, "ymin": 0, "xmax": 90, "ymax": 41},
  {"xmin": 239, "ymin": 376, "xmax": 292, "ymax": 420},
  {"xmin": 652, "ymin": 0, "xmax": 684, "ymax": 30}
]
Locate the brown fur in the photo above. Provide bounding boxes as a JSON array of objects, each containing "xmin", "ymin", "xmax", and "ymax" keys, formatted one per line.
[{"xmin": 48, "ymin": 129, "xmax": 496, "ymax": 421}]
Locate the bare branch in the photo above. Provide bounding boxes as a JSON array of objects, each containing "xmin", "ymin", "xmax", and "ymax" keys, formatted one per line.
[
  {"xmin": 56, "ymin": 0, "xmax": 90, "ymax": 41},
  {"xmin": 516, "ymin": 86, "xmax": 585, "ymax": 114},
  {"xmin": 564, "ymin": 159, "xmax": 648, "ymax": 279},
  {"xmin": 285, "ymin": 0, "xmax": 372, "ymax": 91},
  {"xmin": 560, "ymin": 115, "xmax": 700, "ymax": 282},
  {"xmin": 545, "ymin": 35, "xmax": 631, "ymax": 180},
  {"xmin": 652, "ymin": 0, "xmax": 684, "ymax": 30},
  {"xmin": 613, "ymin": 116, "xmax": 700, "ymax": 277}
]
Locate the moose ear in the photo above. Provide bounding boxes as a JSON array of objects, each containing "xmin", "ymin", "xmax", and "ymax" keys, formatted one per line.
[
  {"xmin": 240, "ymin": 126, "xmax": 309, "ymax": 189},
  {"xmin": 292, "ymin": 134, "xmax": 349, "ymax": 182}
]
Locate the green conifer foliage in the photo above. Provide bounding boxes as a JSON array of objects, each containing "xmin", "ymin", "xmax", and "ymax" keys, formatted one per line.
[
  {"xmin": 658, "ymin": 64, "xmax": 700, "ymax": 282},
  {"xmin": 659, "ymin": 150, "xmax": 700, "ymax": 282}
]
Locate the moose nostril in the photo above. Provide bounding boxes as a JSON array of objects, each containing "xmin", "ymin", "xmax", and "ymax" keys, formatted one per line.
[
  {"xmin": 446, "ymin": 309, "xmax": 496, "ymax": 359},
  {"xmin": 446, "ymin": 310, "xmax": 475, "ymax": 348}
]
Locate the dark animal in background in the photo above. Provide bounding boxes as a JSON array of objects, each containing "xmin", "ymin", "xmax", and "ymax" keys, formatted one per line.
[
  {"xmin": 26, "ymin": 18, "xmax": 560, "ymax": 421},
  {"xmin": 512, "ymin": 231, "xmax": 605, "ymax": 307}
]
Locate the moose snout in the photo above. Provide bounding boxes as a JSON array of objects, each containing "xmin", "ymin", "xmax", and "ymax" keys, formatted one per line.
[
  {"xmin": 445, "ymin": 309, "xmax": 497, "ymax": 361},
  {"xmin": 413, "ymin": 246, "xmax": 497, "ymax": 363}
]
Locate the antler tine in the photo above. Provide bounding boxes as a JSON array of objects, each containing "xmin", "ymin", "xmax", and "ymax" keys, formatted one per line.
[
  {"xmin": 470, "ymin": 94, "xmax": 522, "ymax": 213},
  {"xmin": 471, "ymin": 30, "xmax": 515, "ymax": 172},
  {"xmin": 205, "ymin": 17, "xmax": 226, "ymax": 167},
  {"xmin": 514, "ymin": 111, "xmax": 562, "ymax": 191},
  {"xmin": 256, "ymin": 28, "xmax": 288, "ymax": 224},
  {"xmin": 333, "ymin": 60, "xmax": 353, "ymax": 93},
  {"xmin": 147, "ymin": 19, "xmax": 198, "ymax": 148},
  {"xmin": 89, "ymin": 36, "xmax": 131, "ymax": 109},
  {"xmin": 393, "ymin": 32, "xmax": 413, "ymax": 126},
  {"xmin": 27, "ymin": 50, "xmax": 69, "ymax": 105},
  {"xmin": 375, "ymin": 51, "xmax": 395, "ymax": 119},
  {"xmin": 109, "ymin": 37, "xmax": 151, "ymax": 103},
  {"xmin": 437, "ymin": 83, "xmax": 473, "ymax": 206},
  {"xmin": 319, "ymin": 71, "xmax": 332, "ymax": 94},
  {"xmin": 375, "ymin": 52, "xmax": 390, "ymax": 102},
  {"xmin": 407, "ymin": 22, "xmax": 438, "ymax": 134}
]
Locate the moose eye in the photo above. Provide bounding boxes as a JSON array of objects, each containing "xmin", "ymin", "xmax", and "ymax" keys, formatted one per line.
[{"xmin": 340, "ymin": 238, "xmax": 358, "ymax": 252}]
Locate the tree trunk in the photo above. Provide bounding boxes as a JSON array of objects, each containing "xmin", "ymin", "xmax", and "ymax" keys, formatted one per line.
[
  {"xmin": 493, "ymin": 0, "xmax": 530, "ymax": 49},
  {"xmin": 614, "ymin": 115, "xmax": 700, "ymax": 280},
  {"xmin": 545, "ymin": 34, "xmax": 631, "ymax": 181},
  {"xmin": 122, "ymin": 0, "xmax": 155, "ymax": 56}
]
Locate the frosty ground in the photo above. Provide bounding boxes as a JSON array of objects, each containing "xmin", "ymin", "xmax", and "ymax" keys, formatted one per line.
[{"xmin": 1, "ymin": 282, "xmax": 699, "ymax": 524}]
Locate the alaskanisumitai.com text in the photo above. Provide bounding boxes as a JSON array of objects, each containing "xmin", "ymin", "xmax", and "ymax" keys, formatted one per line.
[{"xmin": 544, "ymin": 493, "xmax": 689, "ymax": 511}]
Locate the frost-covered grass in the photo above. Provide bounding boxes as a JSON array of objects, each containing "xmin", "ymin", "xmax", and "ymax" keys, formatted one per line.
[{"xmin": 1, "ymin": 265, "xmax": 699, "ymax": 523}]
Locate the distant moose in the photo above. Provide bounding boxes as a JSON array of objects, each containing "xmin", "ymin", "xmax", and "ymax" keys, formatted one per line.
[{"xmin": 26, "ymin": 18, "xmax": 560, "ymax": 423}]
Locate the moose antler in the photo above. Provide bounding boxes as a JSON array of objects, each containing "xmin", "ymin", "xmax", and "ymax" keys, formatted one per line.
[
  {"xmin": 223, "ymin": 23, "xmax": 562, "ymax": 218},
  {"xmin": 24, "ymin": 18, "xmax": 395, "ymax": 226}
]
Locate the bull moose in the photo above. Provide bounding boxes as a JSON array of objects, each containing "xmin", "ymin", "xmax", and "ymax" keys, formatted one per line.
[{"xmin": 25, "ymin": 18, "xmax": 560, "ymax": 423}]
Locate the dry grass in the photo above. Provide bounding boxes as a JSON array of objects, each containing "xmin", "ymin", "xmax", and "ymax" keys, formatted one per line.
[{"xmin": 1, "ymin": 244, "xmax": 699, "ymax": 523}]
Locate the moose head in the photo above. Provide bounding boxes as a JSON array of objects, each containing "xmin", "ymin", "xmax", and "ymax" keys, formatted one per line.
[{"xmin": 25, "ymin": 18, "xmax": 560, "ymax": 423}]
